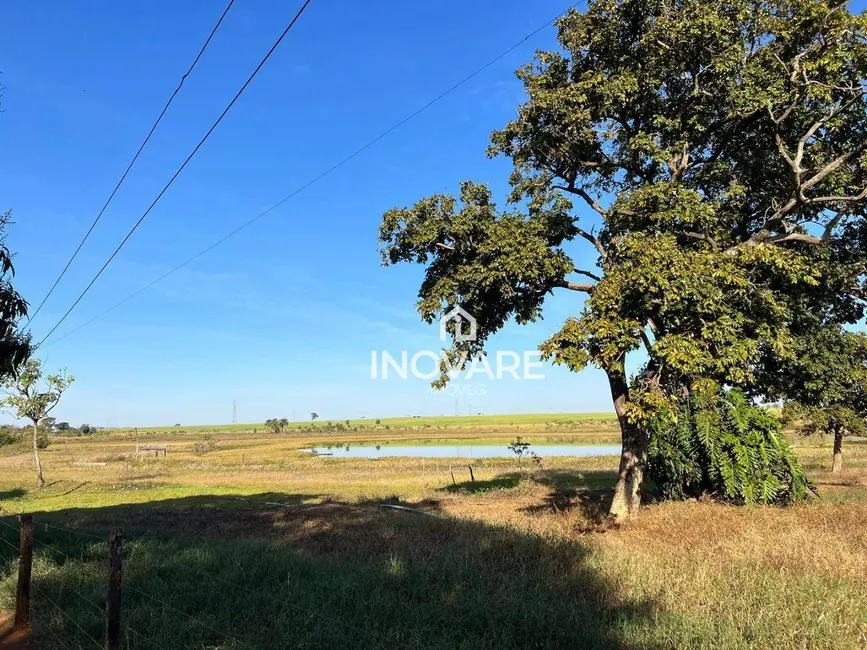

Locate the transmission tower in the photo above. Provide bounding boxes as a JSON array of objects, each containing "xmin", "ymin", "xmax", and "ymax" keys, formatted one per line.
[{"xmin": 232, "ymin": 399, "xmax": 237, "ymax": 425}]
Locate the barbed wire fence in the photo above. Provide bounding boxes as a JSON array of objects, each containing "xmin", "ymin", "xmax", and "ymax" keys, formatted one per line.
[{"xmin": 0, "ymin": 508, "xmax": 374, "ymax": 649}]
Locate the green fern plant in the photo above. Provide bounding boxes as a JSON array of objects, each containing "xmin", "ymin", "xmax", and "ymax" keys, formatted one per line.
[{"xmin": 647, "ymin": 389, "xmax": 815, "ymax": 505}]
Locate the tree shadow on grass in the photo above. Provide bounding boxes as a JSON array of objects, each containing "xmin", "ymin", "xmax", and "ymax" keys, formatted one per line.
[
  {"xmin": 442, "ymin": 475, "xmax": 522, "ymax": 493},
  {"xmin": 0, "ymin": 489, "xmax": 27, "ymax": 503},
  {"xmin": 443, "ymin": 469, "xmax": 617, "ymax": 494},
  {"xmin": 520, "ymin": 487, "xmax": 612, "ymax": 527},
  {"xmin": 442, "ymin": 470, "xmax": 618, "ymax": 529},
  {"xmin": 0, "ymin": 492, "xmax": 661, "ymax": 650}
]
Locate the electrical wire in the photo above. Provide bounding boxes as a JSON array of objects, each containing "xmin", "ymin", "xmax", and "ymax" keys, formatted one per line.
[
  {"xmin": 26, "ymin": 0, "xmax": 237, "ymax": 326},
  {"xmin": 40, "ymin": 5, "xmax": 574, "ymax": 348},
  {"xmin": 35, "ymin": 0, "xmax": 314, "ymax": 347}
]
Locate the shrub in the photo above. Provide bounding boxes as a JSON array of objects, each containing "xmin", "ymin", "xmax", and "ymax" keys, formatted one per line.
[
  {"xmin": 193, "ymin": 435, "xmax": 217, "ymax": 455},
  {"xmin": 647, "ymin": 389, "xmax": 814, "ymax": 505}
]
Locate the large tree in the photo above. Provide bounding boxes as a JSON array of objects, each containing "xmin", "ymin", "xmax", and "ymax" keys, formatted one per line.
[{"xmin": 379, "ymin": 0, "xmax": 867, "ymax": 521}]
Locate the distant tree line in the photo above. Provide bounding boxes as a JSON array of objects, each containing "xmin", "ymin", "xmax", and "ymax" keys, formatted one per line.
[{"xmin": 264, "ymin": 418, "xmax": 290, "ymax": 433}]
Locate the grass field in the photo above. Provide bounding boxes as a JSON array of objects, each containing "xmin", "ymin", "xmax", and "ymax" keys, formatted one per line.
[
  {"xmin": 0, "ymin": 419, "xmax": 865, "ymax": 649},
  {"xmin": 126, "ymin": 411, "xmax": 618, "ymax": 436}
]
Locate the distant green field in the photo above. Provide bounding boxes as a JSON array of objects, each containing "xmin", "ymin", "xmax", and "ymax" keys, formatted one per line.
[{"xmin": 127, "ymin": 411, "xmax": 618, "ymax": 434}]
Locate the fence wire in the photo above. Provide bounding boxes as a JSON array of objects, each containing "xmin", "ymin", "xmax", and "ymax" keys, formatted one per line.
[{"xmin": 0, "ymin": 511, "xmax": 373, "ymax": 649}]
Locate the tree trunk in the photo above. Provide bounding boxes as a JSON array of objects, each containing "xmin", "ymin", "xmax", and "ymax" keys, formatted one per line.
[
  {"xmin": 606, "ymin": 365, "xmax": 647, "ymax": 524},
  {"xmin": 832, "ymin": 429, "xmax": 843, "ymax": 473},
  {"xmin": 32, "ymin": 421, "xmax": 44, "ymax": 489}
]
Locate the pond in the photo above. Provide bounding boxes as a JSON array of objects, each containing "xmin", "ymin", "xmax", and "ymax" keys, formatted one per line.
[{"xmin": 307, "ymin": 444, "xmax": 622, "ymax": 459}]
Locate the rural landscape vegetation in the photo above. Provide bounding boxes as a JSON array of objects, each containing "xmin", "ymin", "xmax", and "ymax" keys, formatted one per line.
[{"xmin": 2, "ymin": 0, "xmax": 867, "ymax": 648}]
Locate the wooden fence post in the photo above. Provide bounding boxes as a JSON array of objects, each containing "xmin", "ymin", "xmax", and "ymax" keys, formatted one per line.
[
  {"xmin": 105, "ymin": 528, "xmax": 123, "ymax": 650},
  {"xmin": 467, "ymin": 465, "xmax": 475, "ymax": 484},
  {"xmin": 13, "ymin": 514, "xmax": 33, "ymax": 630}
]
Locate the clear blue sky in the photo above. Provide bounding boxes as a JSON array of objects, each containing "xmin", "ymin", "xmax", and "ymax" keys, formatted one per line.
[{"xmin": 5, "ymin": 0, "xmax": 812, "ymax": 427}]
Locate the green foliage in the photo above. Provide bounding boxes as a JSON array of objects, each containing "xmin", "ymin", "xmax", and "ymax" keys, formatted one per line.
[
  {"xmin": 648, "ymin": 389, "xmax": 814, "ymax": 504},
  {"xmin": 380, "ymin": 0, "xmax": 867, "ymax": 398},
  {"xmin": 783, "ymin": 402, "xmax": 867, "ymax": 439},
  {"xmin": 379, "ymin": 0, "xmax": 867, "ymax": 510},
  {"xmin": 0, "ymin": 358, "xmax": 74, "ymax": 426},
  {"xmin": 767, "ymin": 326, "xmax": 867, "ymax": 451},
  {"xmin": 508, "ymin": 437, "xmax": 542, "ymax": 477},
  {"xmin": 761, "ymin": 326, "xmax": 867, "ymax": 406},
  {"xmin": 264, "ymin": 418, "xmax": 289, "ymax": 433},
  {"xmin": 79, "ymin": 424, "xmax": 94, "ymax": 435},
  {"xmin": 0, "ymin": 210, "xmax": 32, "ymax": 379},
  {"xmin": 0, "ymin": 427, "xmax": 16, "ymax": 447}
]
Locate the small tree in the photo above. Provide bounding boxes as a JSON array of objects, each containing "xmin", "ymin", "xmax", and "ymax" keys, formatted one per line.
[
  {"xmin": 278, "ymin": 417, "xmax": 289, "ymax": 432},
  {"xmin": 265, "ymin": 418, "xmax": 281, "ymax": 433},
  {"xmin": 784, "ymin": 403, "xmax": 866, "ymax": 473},
  {"xmin": 311, "ymin": 412, "xmax": 319, "ymax": 421},
  {"xmin": 55, "ymin": 421, "xmax": 70, "ymax": 431},
  {"xmin": 508, "ymin": 437, "xmax": 542, "ymax": 477},
  {"xmin": 768, "ymin": 327, "xmax": 867, "ymax": 474},
  {"xmin": 1, "ymin": 359, "xmax": 74, "ymax": 488},
  {"xmin": 79, "ymin": 423, "xmax": 93, "ymax": 435}
]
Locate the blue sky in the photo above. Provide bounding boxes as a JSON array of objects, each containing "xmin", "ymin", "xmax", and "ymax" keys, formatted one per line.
[{"xmin": 1, "ymin": 0, "xmax": 772, "ymax": 427}]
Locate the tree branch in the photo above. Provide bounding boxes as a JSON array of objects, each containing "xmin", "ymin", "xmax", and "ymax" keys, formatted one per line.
[
  {"xmin": 683, "ymin": 231, "xmax": 718, "ymax": 248},
  {"xmin": 574, "ymin": 227, "xmax": 608, "ymax": 261},
  {"xmin": 573, "ymin": 268, "xmax": 602, "ymax": 282},
  {"xmin": 764, "ymin": 232, "xmax": 825, "ymax": 245},
  {"xmin": 801, "ymin": 140, "xmax": 867, "ymax": 192},
  {"xmin": 555, "ymin": 280, "xmax": 595, "ymax": 294},
  {"xmin": 574, "ymin": 187, "xmax": 609, "ymax": 218},
  {"xmin": 553, "ymin": 181, "xmax": 611, "ymax": 218}
]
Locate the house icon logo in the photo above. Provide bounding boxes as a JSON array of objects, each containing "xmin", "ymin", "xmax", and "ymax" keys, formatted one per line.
[{"xmin": 440, "ymin": 305, "xmax": 477, "ymax": 343}]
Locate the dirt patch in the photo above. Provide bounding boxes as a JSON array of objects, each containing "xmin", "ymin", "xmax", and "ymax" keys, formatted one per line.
[{"xmin": 0, "ymin": 614, "xmax": 36, "ymax": 650}]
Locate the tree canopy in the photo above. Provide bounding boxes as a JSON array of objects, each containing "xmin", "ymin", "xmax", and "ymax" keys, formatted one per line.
[
  {"xmin": 0, "ymin": 211, "xmax": 32, "ymax": 377},
  {"xmin": 379, "ymin": 0, "xmax": 867, "ymax": 521},
  {"xmin": 775, "ymin": 326, "xmax": 867, "ymax": 471}
]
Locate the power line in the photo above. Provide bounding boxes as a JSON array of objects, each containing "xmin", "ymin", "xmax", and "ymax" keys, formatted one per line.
[
  {"xmin": 40, "ymin": 5, "xmax": 573, "ymax": 348},
  {"xmin": 34, "ymin": 0, "xmax": 315, "ymax": 348},
  {"xmin": 26, "ymin": 0, "xmax": 237, "ymax": 327}
]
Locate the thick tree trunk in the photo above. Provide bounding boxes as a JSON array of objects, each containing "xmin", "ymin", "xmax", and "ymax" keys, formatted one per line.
[
  {"xmin": 32, "ymin": 422, "xmax": 44, "ymax": 489},
  {"xmin": 832, "ymin": 430, "xmax": 843, "ymax": 473},
  {"xmin": 606, "ymin": 366, "xmax": 647, "ymax": 524}
]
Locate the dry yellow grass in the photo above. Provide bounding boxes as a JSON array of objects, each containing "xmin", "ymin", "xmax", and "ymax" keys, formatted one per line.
[{"xmin": 0, "ymin": 428, "xmax": 865, "ymax": 648}]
